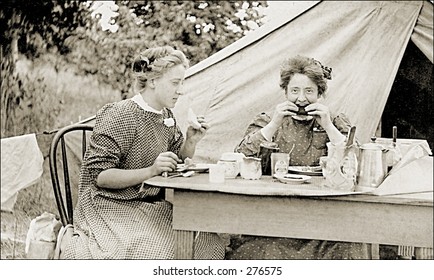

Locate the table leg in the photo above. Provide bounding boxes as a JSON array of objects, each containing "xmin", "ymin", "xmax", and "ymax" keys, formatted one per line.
[
  {"xmin": 369, "ymin": 243, "xmax": 380, "ymax": 260},
  {"xmin": 174, "ymin": 229, "xmax": 194, "ymax": 259},
  {"xmin": 415, "ymin": 247, "xmax": 433, "ymax": 260}
]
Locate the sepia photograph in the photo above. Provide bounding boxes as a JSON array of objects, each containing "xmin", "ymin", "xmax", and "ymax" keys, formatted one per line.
[{"xmin": 1, "ymin": 0, "xmax": 433, "ymax": 278}]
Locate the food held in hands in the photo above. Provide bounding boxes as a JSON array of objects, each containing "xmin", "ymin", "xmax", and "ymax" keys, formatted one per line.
[
  {"xmin": 188, "ymin": 108, "xmax": 202, "ymax": 129},
  {"xmin": 297, "ymin": 105, "xmax": 308, "ymax": 115}
]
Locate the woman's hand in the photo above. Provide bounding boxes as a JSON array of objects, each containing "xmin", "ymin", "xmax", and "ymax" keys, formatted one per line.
[
  {"xmin": 270, "ymin": 101, "xmax": 298, "ymax": 126},
  {"xmin": 97, "ymin": 153, "xmax": 180, "ymax": 189},
  {"xmin": 181, "ymin": 116, "xmax": 210, "ymax": 159},
  {"xmin": 151, "ymin": 151, "xmax": 181, "ymax": 176},
  {"xmin": 306, "ymin": 102, "xmax": 346, "ymax": 144},
  {"xmin": 305, "ymin": 102, "xmax": 333, "ymax": 129},
  {"xmin": 186, "ymin": 116, "xmax": 209, "ymax": 143},
  {"xmin": 261, "ymin": 101, "xmax": 297, "ymax": 141}
]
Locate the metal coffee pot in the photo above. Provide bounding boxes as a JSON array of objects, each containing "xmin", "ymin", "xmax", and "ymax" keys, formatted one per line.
[{"xmin": 357, "ymin": 137, "xmax": 388, "ymax": 188}]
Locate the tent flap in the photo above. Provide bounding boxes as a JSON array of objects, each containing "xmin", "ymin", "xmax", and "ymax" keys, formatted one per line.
[{"xmin": 411, "ymin": 0, "xmax": 434, "ymax": 63}]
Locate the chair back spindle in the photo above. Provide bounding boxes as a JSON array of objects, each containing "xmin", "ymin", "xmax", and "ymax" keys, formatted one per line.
[{"xmin": 49, "ymin": 124, "xmax": 94, "ymax": 226}]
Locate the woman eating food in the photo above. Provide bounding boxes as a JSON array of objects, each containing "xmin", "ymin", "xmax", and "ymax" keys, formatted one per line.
[
  {"xmin": 59, "ymin": 46, "xmax": 225, "ymax": 259},
  {"xmin": 229, "ymin": 55, "xmax": 369, "ymax": 259}
]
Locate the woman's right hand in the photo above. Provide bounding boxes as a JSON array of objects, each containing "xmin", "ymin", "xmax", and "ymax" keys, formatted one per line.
[
  {"xmin": 270, "ymin": 101, "xmax": 298, "ymax": 126},
  {"xmin": 151, "ymin": 151, "xmax": 180, "ymax": 176},
  {"xmin": 261, "ymin": 101, "xmax": 298, "ymax": 141}
]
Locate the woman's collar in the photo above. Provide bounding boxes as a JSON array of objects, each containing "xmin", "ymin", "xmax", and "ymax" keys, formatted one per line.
[{"xmin": 131, "ymin": 94, "xmax": 163, "ymax": 114}]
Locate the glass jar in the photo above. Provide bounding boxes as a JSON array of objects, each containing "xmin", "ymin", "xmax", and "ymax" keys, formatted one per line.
[
  {"xmin": 240, "ymin": 157, "xmax": 262, "ymax": 180},
  {"xmin": 217, "ymin": 159, "xmax": 239, "ymax": 178}
]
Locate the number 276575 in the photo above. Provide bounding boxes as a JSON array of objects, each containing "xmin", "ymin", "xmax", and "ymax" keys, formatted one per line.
[{"xmin": 246, "ymin": 267, "xmax": 282, "ymax": 276}]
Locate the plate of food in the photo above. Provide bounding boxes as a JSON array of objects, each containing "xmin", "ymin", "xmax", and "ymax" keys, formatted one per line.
[
  {"xmin": 176, "ymin": 163, "xmax": 210, "ymax": 173},
  {"xmin": 273, "ymin": 173, "xmax": 312, "ymax": 184},
  {"xmin": 288, "ymin": 165, "xmax": 323, "ymax": 176}
]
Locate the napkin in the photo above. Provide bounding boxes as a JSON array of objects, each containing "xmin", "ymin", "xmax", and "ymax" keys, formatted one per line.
[
  {"xmin": 371, "ymin": 155, "xmax": 433, "ymax": 195},
  {"xmin": 388, "ymin": 141, "xmax": 432, "ymax": 176}
]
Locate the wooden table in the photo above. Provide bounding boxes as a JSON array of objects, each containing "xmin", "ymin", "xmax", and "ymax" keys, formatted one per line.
[{"xmin": 145, "ymin": 174, "xmax": 433, "ymax": 259}]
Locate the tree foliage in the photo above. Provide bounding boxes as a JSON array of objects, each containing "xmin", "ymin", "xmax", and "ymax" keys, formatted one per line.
[
  {"xmin": 65, "ymin": 0, "xmax": 267, "ymax": 98},
  {"xmin": 1, "ymin": 0, "xmax": 89, "ymax": 57},
  {"xmin": 1, "ymin": 0, "xmax": 90, "ymax": 136},
  {"xmin": 1, "ymin": 1, "xmax": 267, "ymax": 135}
]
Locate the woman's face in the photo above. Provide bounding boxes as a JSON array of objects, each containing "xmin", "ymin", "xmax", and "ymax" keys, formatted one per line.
[
  {"xmin": 152, "ymin": 64, "xmax": 186, "ymax": 109},
  {"xmin": 285, "ymin": 73, "xmax": 319, "ymax": 106}
]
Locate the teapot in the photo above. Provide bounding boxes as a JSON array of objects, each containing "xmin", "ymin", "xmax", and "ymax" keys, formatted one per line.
[{"xmin": 357, "ymin": 137, "xmax": 388, "ymax": 189}]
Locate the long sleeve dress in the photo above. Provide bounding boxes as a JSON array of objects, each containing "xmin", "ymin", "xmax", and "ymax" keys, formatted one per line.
[
  {"xmin": 227, "ymin": 112, "xmax": 369, "ymax": 259},
  {"xmin": 64, "ymin": 98, "xmax": 225, "ymax": 259}
]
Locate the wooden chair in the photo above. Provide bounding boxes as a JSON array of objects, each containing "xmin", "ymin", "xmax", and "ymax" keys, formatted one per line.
[{"xmin": 49, "ymin": 123, "xmax": 94, "ymax": 226}]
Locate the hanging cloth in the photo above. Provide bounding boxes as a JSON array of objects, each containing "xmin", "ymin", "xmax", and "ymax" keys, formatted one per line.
[{"xmin": 1, "ymin": 133, "xmax": 44, "ymax": 212}]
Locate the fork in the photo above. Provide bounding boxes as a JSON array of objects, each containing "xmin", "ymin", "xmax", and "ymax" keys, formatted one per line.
[{"xmin": 167, "ymin": 171, "xmax": 195, "ymax": 179}]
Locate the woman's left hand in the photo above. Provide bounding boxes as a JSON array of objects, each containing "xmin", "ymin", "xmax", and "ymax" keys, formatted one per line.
[
  {"xmin": 305, "ymin": 103, "xmax": 333, "ymax": 129},
  {"xmin": 186, "ymin": 116, "xmax": 209, "ymax": 143}
]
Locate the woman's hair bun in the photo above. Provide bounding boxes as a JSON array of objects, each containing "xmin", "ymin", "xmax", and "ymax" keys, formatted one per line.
[
  {"xmin": 132, "ymin": 56, "xmax": 153, "ymax": 73},
  {"xmin": 313, "ymin": 59, "xmax": 332, "ymax": 80}
]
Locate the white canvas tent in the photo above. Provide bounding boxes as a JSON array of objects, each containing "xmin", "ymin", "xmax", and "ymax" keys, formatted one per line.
[
  {"xmin": 73, "ymin": 0, "xmax": 432, "ymax": 163},
  {"xmin": 169, "ymin": 0, "xmax": 433, "ymax": 163}
]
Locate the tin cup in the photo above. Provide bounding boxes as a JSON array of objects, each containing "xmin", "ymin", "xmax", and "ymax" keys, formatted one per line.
[
  {"xmin": 209, "ymin": 164, "xmax": 225, "ymax": 183},
  {"xmin": 258, "ymin": 142, "xmax": 279, "ymax": 175}
]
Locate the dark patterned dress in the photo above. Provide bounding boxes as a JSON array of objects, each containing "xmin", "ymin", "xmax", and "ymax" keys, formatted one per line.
[
  {"xmin": 64, "ymin": 99, "xmax": 225, "ymax": 259},
  {"xmin": 228, "ymin": 112, "xmax": 369, "ymax": 259}
]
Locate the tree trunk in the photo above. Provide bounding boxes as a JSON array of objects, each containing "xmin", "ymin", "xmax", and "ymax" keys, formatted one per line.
[{"xmin": 0, "ymin": 10, "xmax": 20, "ymax": 137}]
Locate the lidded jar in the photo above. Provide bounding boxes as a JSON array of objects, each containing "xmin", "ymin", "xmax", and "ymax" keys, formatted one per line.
[{"xmin": 217, "ymin": 153, "xmax": 244, "ymax": 178}]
